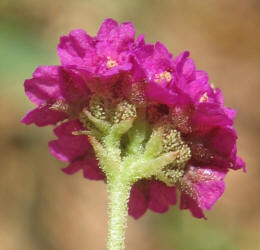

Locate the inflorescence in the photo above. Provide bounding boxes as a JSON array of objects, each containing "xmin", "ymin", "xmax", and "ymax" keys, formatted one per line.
[{"xmin": 22, "ymin": 18, "xmax": 245, "ymax": 220}]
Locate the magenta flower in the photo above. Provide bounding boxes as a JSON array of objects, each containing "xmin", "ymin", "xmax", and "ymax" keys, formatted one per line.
[
  {"xmin": 22, "ymin": 17, "xmax": 245, "ymax": 250},
  {"xmin": 58, "ymin": 19, "xmax": 135, "ymax": 77}
]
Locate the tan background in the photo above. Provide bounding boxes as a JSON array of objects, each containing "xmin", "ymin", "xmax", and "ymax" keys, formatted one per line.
[{"xmin": 0, "ymin": 0, "xmax": 259, "ymax": 249}]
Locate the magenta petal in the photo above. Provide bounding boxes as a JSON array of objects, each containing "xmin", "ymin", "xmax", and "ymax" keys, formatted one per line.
[
  {"xmin": 147, "ymin": 82, "xmax": 178, "ymax": 106},
  {"xmin": 63, "ymin": 159, "xmax": 105, "ymax": 180},
  {"xmin": 180, "ymin": 193, "xmax": 206, "ymax": 219},
  {"xmin": 174, "ymin": 51, "xmax": 190, "ymax": 75},
  {"xmin": 196, "ymin": 180, "xmax": 225, "ymax": 210},
  {"xmin": 148, "ymin": 181, "xmax": 177, "ymax": 213},
  {"xmin": 59, "ymin": 67, "xmax": 90, "ymax": 104},
  {"xmin": 117, "ymin": 22, "xmax": 135, "ymax": 49},
  {"xmin": 181, "ymin": 79, "xmax": 212, "ymax": 103},
  {"xmin": 181, "ymin": 166, "xmax": 227, "ymax": 216},
  {"xmin": 128, "ymin": 183, "xmax": 148, "ymax": 219},
  {"xmin": 24, "ymin": 66, "xmax": 62, "ymax": 105},
  {"xmin": 58, "ymin": 29, "xmax": 95, "ymax": 67},
  {"xmin": 208, "ymin": 127, "xmax": 237, "ymax": 157},
  {"xmin": 49, "ymin": 120, "xmax": 90, "ymax": 162},
  {"xmin": 195, "ymin": 70, "xmax": 209, "ymax": 84},
  {"xmin": 182, "ymin": 58, "xmax": 196, "ymax": 81},
  {"xmin": 82, "ymin": 158, "xmax": 105, "ymax": 180},
  {"xmin": 21, "ymin": 106, "xmax": 67, "ymax": 127},
  {"xmin": 97, "ymin": 18, "xmax": 118, "ymax": 41},
  {"xmin": 224, "ymin": 107, "xmax": 237, "ymax": 120},
  {"xmin": 233, "ymin": 156, "xmax": 246, "ymax": 172},
  {"xmin": 192, "ymin": 103, "xmax": 233, "ymax": 133}
]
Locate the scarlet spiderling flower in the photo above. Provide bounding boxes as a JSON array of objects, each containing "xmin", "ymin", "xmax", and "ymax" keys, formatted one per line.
[{"xmin": 22, "ymin": 18, "xmax": 245, "ymax": 250}]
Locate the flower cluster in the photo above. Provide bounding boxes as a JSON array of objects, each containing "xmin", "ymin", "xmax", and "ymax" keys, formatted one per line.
[{"xmin": 22, "ymin": 18, "xmax": 245, "ymax": 219}]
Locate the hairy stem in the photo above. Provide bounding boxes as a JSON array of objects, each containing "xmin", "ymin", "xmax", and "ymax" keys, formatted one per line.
[{"xmin": 107, "ymin": 175, "xmax": 131, "ymax": 250}]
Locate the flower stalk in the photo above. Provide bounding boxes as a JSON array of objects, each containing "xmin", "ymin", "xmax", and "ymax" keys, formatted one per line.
[{"xmin": 107, "ymin": 175, "xmax": 131, "ymax": 250}]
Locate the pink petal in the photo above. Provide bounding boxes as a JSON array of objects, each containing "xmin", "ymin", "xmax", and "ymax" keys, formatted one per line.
[
  {"xmin": 21, "ymin": 106, "xmax": 67, "ymax": 127},
  {"xmin": 63, "ymin": 158, "xmax": 105, "ymax": 180},
  {"xmin": 58, "ymin": 29, "xmax": 95, "ymax": 67},
  {"xmin": 128, "ymin": 183, "xmax": 148, "ymax": 219},
  {"xmin": 195, "ymin": 70, "xmax": 209, "ymax": 84},
  {"xmin": 24, "ymin": 66, "xmax": 62, "ymax": 105},
  {"xmin": 148, "ymin": 181, "xmax": 177, "ymax": 213},
  {"xmin": 97, "ymin": 18, "xmax": 118, "ymax": 41},
  {"xmin": 59, "ymin": 67, "xmax": 90, "ymax": 104},
  {"xmin": 49, "ymin": 120, "xmax": 90, "ymax": 162},
  {"xmin": 208, "ymin": 127, "xmax": 237, "ymax": 157},
  {"xmin": 180, "ymin": 193, "xmax": 206, "ymax": 219},
  {"xmin": 182, "ymin": 58, "xmax": 196, "ymax": 81},
  {"xmin": 147, "ymin": 82, "xmax": 178, "ymax": 106},
  {"xmin": 192, "ymin": 103, "xmax": 233, "ymax": 134},
  {"xmin": 233, "ymin": 156, "xmax": 246, "ymax": 172},
  {"xmin": 181, "ymin": 166, "xmax": 227, "ymax": 217}
]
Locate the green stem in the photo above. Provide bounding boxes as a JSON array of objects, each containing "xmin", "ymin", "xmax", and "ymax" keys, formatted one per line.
[{"xmin": 107, "ymin": 175, "xmax": 132, "ymax": 250}]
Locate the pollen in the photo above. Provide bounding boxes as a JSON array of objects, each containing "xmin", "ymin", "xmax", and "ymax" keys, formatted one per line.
[
  {"xmin": 106, "ymin": 56, "xmax": 118, "ymax": 69},
  {"xmin": 154, "ymin": 71, "xmax": 172, "ymax": 83},
  {"xmin": 49, "ymin": 100, "xmax": 69, "ymax": 113},
  {"xmin": 199, "ymin": 92, "xmax": 208, "ymax": 103},
  {"xmin": 161, "ymin": 168, "xmax": 185, "ymax": 185},
  {"xmin": 113, "ymin": 101, "xmax": 136, "ymax": 123},
  {"xmin": 161, "ymin": 126, "xmax": 191, "ymax": 166},
  {"xmin": 89, "ymin": 95, "xmax": 109, "ymax": 120}
]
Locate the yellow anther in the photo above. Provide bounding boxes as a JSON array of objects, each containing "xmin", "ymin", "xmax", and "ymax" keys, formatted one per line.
[
  {"xmin": 199, "ymin": 92, "xmax": 209, "ymax": 103},
  {"xmin": 154, "ymin": 71, "xmax": 172, "ymax": 83},
  {"xmin": 106, "ymin": 56, "xmax": 118, "ymax": 69}
]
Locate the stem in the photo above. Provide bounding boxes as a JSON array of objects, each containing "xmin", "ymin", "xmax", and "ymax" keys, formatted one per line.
[{"xmin": 107, "ymin": 175, "xmax": 131, "ymax": 250}]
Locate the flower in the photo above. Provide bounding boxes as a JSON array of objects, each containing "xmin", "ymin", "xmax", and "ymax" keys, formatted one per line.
[
  {"xmin": 58, "ymin": 18, "xmax": 135, "ymax": 77},
  {"xmin": 22, "ymin": 18, "xmax": 245, "ymax": 220}
]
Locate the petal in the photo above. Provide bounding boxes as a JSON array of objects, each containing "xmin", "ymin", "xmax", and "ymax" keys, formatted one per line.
[
  {"xmin": 63, "ymin": 158, "xmax": 105, "ymax": 180},
  {"xmin": 148, "ymin": 180, "xmax": 177, "ymax": 213},
  {"xmin": 128, "ymin": 183, "xmax": 148, "ymax": 219},
  {"xmin": 224, "ymin": 107, "xmax": 237, "ymax": 120},
  {"xmin": 117, "ymin": 22, "xmax": 135, "ymax": 50},
  {"xmin": 21, "ymin": 106, "xmax": 67, "ymax": 127},
  {"xmin": 182, "ymin": 58, "xmax": 196, "ymax": 81},
  {"xmin": 59, "ymin": 67, "xmax": 90, "ymax": 105},
  {"xmin": 24, "ymin": 66, "xmax": 62, "ymax": 105},
  {"xmin": 153, "ymin": 42, "xmax": 174, "ymax": 71},
  {"xmin": 195, "ymin": 70, "xmax": 209, "ymax": 84},
  {"xmin": 233, "ymin": 156, "xmax": 246, "ymax": 172},
  {"xmin": 58, "ymin": 29, "xmax": 95, "ymax": 67},
  {"xmin": 180, "ymin": 79, "xmax": 213, "ymax": 103},
  {"xmin": 49, "ymin": 120, "xmax": 90, "ymax": 162},
  {"xmin": 146, "ymin": 82, "xmax": 178, "ymax": 106},
  {"xmin": 192, "ymin": 103, "xmax": 233, "ymax": 134},
  {"xmin": 207, "ymin": 127, "xmax": 237, "ymax": 158},
  {"xmin": 181, "ymin": 166, "xmax": 227, "ymax": 215},
  {"xmin": 97, "ymin": 18, "xmax": 118, "ymax": 41},
  {"xmin": 174, "ymin": 51, "xmax": 190, "ymax": 76},
  {"xmin": 180, "ymin": 193, "xmax": 206, "ymax": 219}
]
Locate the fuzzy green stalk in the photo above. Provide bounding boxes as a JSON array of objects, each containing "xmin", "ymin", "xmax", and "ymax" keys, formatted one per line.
[{"xmin": 107, "ymin": 175, "xmax": 131, "ymax": 250}]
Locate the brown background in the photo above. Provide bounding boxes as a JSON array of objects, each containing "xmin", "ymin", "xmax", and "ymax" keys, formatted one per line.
[{"xmin": 0, "ymin": 0, "xmax": 259, "ymax": 249}]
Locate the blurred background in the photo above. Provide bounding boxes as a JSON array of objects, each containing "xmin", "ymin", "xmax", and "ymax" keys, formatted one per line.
[{"xmin": 0, "ymin": 0, "xmax": 259, "ymax": 249}]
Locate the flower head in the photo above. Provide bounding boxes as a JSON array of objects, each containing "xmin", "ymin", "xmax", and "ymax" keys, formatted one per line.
[{"xmin": 22, "ymin": 18, "xmax": 245, "ymax": 220}]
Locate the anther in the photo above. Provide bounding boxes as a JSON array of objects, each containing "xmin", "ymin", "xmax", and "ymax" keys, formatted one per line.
[
  {"xmin": 154, "ymin": 71, "xmax": 172, "ymax": 83},
  {"xmin": 106, "ymin": 56, "xmax": 118, "ymax": 69}
]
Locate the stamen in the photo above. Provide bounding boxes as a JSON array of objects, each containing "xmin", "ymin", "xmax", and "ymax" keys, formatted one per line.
[
  {"xmin": 154, "ymin": 71, "xmax": 172, "ymax": 83},
  {"xmin": 199, "ymin": 92, "xmax": 208, "ymax": 103},
  {"xmin": 106, "ymin": 56, "xmax": 118, "ymax": 69}
]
